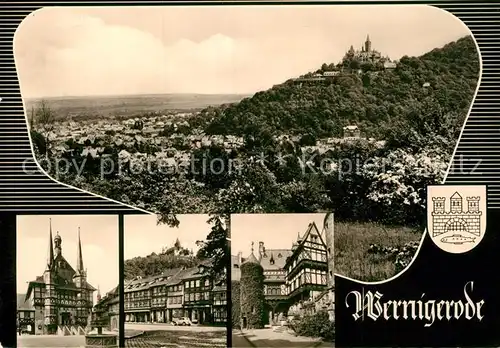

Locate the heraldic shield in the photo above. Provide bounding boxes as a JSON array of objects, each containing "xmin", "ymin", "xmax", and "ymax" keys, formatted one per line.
[{"xmin": 427, "ymin": 185, "xmax": 487, "ymax": 254}]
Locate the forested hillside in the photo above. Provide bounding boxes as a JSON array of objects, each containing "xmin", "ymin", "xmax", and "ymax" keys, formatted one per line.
[
  {"xmin": 204, "ymin": 36, "xmax": 478, "ymax": 150},
  {"xmin": 124, "ymin": 239, "xmax": 199, "ymax": 280}
]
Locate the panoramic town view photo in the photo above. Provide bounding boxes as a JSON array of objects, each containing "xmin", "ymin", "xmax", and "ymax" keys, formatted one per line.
[
  {"xmin": 16, "ymin": 215, "xmax": 119, "ymax": 348},
  {"xmin": 231, "ymin": 213, "xmax": 334, "ymax": 347},
  {"xmin": 15, "ymin": 5, "xmax": 479, "ymax": 283},
  {"xmin": 123, "ymin": 214, "xmax": 228, "ymax": 348}
]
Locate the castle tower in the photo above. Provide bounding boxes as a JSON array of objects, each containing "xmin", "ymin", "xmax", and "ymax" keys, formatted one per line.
[
  {"xmin": 432, "ymin": 197, "xmax": 446, "ymax": 213},
  {"xmin": 97, "ymin": 285, "xmax": 101, "ymax": 302},
  {"xmin": 467, "ymin": 196, "xmax": 480, "ymax": 212},
  {"xmin": 43, "ymin": 220, "xmax": 57, "ymax": 334},
  {"xmin": 240, "ymin": 242, "xmax": 265, "ymax": 329},
  {"xmin": 365, "ymin": 34, "xmax": 372, "ymax": 52},
  {"xmin": 450, "ymin": 192, "xmax": 463, "ymax": 213}
]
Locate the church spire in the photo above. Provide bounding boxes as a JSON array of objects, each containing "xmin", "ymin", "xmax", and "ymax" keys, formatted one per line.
[
  {"xmin": 46, "ymin": 219, "xmax": 54, "ymax": 270},
  {"xmin": 76, "ymin": 227, "xmax": 85, "ymax": 276}
]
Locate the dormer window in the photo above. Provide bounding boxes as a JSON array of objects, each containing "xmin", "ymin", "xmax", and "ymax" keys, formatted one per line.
[{"xmin": 277, "ymin": 253, "xmax": 282, "ymax": 258}]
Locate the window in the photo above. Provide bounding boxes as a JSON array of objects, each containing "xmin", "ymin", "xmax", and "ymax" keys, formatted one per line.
[{"xmin": 234, "ymin": 264, "xmax": 239, "ymax": 268}]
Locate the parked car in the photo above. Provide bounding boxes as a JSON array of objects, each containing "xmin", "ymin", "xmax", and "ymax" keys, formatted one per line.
[{"xmin": 172, "ymin": 317, "xmax": 191, "ymax": 326}]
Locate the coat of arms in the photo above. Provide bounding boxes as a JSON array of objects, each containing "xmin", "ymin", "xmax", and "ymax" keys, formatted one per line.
[{"xmin": 427, "ymin": 185, "xmax": 487, "ymax": 254}]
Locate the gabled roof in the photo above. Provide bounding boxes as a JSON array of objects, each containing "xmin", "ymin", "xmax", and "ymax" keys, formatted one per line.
[
  {"xmin": 17, "ymin": 294, "xmax": 34, "ymax": 311},
  {"xmin": 286, "ymin": 222, "xmax": 327, "ymax": 267},
  {"xmin": 260, "ymin": 249, "xmax": 292, "ymax": 270},
  {"xmin": 451, "ymin": 192, "xmax": 462, "ymax": 199},
  {"xmin": 53, "ymin": 254, "xmax": 76, "ymax": 281}
]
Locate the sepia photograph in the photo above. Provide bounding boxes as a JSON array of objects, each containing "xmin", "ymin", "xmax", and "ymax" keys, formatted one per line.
[
  {"xmin": 15, "ymin": 6, "xmax": 479, "ymax": 246},
  {"xmin": 16, "ymin": 215, "xmax": 119, "ymax": 348},
  {"xmin": 231, "ymin": 213, "xmax": 334, "ymax": 347},
  {"xmin": 123, "ymin": 214, "xmax": 228, "ymax": 348}
]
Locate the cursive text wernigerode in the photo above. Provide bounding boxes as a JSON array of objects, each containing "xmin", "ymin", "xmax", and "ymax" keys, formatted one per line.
[{"xmin": 345, "ymin": 281, "xmax": 484, "ymax": 327}]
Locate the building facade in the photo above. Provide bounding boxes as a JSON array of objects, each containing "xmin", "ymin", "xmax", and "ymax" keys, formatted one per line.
[
  {"xmin": 232, "ymin": 216, "xmax": 334, "ymax": 326},
  {"xmin": 124, "ymin": 260, "xmax": 227, "ymax": 325},
  {"xmin": 93, "ymin": 286, "xmax": 120, "ymax": 332},
  {"xmin": 19, "ymin": 221, "xmax": 96, "ymax": 335}
]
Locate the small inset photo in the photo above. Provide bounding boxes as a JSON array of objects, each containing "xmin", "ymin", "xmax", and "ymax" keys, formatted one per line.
[
  {"xmin": 231, "ymin": 213, "xmax": 334, "ymax": 347},
  {"xmin": 16, "ymin": 215, "xmax": 119, "ymax": 348},
  {"xmin": 123, "ymin": 214, "xmax": 228, "ymax": 348}
]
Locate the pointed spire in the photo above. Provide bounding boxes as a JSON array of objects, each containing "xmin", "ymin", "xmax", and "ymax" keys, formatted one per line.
[
  {"xmin": 366, "ymin": 34, "xmax": 370, "ymax": 42},
  {"xmin": 46, "ymin": 219, "xmax": 54, "ymax": 270},
  {"xmin": 76, "ymin": 227, "xmax": 84, "ymax": 275},
  {"xmin": 297, "ymin": 231, "xmax": 301, "ymax": 241},
  {"xmin": 244, "ymin": 242, "xmax": 259, "ymax": 264}
]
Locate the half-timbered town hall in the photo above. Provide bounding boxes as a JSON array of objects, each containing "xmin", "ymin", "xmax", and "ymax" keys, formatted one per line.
[{"xmin": 17, "ymin": 220, "xmax": 96, "ymax": 335}]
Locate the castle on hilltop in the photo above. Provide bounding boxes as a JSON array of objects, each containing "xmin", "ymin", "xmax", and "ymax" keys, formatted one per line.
[
  {"xmin": 431, "ymin": 192, "xmax": 482, "ymax": 237},
  {"xmin": 343, "ymin": 35, "xmax": 394, "ymax": 67}
]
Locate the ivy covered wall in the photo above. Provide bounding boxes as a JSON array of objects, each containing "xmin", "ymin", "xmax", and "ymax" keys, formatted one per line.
[
  {"xmin": 231, "ymin": 281, "xmax": 241, "ymax": 329},
  {"xmin": 240, "ymin": 262, "xmax": 265, "ymax": 329}
]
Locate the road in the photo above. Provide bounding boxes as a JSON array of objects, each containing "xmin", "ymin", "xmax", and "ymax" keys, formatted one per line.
[
  {"xmin": 124, "ymin": 326, "xmax": 226, "ymax": 348},
  {"xmin": 125, "ymin": 322, "xmax": 226, "ymax": 332},
  {"xmin": 232, "ymin": 329, "xmax": 333, "ymax": 348},
  {"xmin": 232, "ymin": 331, "xmax": 255, "ymax": 347},
  {"xmin": 17, "ymin": 335, "xmax": 85, "ymax": 348}
]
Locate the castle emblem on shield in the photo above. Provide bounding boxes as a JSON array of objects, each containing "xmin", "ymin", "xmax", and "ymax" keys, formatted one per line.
[{"xmin": 427, "ymin": 185, "xmax": 487, "ymax": 254}]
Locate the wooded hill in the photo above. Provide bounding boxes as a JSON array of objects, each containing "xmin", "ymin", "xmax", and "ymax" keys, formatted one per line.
[
  {"xmin": 124, "ymin": 239, "xmax": 199, "ymax": 281},
  {"xmin": 202, "ymin": 36, "xmax": 479, "ymax": 146}
]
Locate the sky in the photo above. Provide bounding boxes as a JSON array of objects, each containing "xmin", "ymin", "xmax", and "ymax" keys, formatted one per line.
[
  {"xmin": 124, "ymin": 214, "xmax": 213, "ymax": 260},
  {"xmin": 17, "ymin": 215, "xmax": 118, "ymax": 304},
  {"xmin": 14, "ymin": 5, "xmax": 472, "ymax": 98},
  {"xmin": 231, "ymin": 213, "xmax": 327, "ymax": 258}
]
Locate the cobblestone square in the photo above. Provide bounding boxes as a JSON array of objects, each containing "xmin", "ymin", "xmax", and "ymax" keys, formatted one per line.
[{"xmin": 125, "ymin": 329, "xmax": 226, "ymax": 348}]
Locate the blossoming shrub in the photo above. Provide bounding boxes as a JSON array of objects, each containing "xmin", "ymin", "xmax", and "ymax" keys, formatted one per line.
[{"xmin": 361, "ymin": 146, "xmax": 448, "ymax": 225}]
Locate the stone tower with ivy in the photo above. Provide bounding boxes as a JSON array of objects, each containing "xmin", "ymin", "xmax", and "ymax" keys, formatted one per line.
[{"xmin": 239, "ymin": 243, "xmax": 265, "ymax": 329}]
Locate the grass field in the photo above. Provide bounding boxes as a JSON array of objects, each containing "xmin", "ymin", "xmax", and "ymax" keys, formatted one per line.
[
  {"xmin": 335, "ymin": 221, "xmax": 422, "ymax": 282},
  {"xmin": 25, "ymin": 93, "xmax": 249, "ymax": 120}
]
